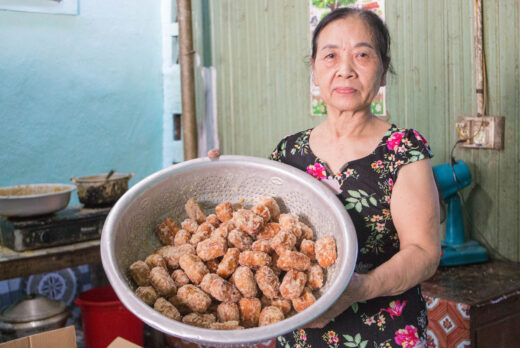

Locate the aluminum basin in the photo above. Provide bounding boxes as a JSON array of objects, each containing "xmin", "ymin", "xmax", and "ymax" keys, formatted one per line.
[{"xmin": 101, "ymin": 155, "xmax": 357, "ymax": 346}]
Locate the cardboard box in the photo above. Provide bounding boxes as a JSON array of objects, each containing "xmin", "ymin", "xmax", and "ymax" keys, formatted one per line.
[
  {"xmin": 0, "ymin": 326, "xmax": 76, "ymax": 348},
  {"xmin": 107, "ymin": 337, "xmax": 143, "ymax": 348},
  {"xmin": 0, "ymin": 326, "xmax": 144, "ymax": 348}
]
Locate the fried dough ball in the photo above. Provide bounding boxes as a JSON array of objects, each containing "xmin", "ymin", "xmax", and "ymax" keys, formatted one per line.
[
  {"xmin": 279, "ymin": 213, "xmax": 302, "ymax": 240},
  {"xmin": 206, "ymin": 258, "xmax": 220, "ymax": 273},
  {"xmin": 182, "ymin": 312, "xmax": 216, "ymax": 328},
  {"xmin": 292, "ymin": 287, "xmax": 316, "ymax": 312},
  {"xmin": 150, "ymin": 267, "xmax": 177, "ymax": 297},
  {"xmin": 315, "ymin": 235, "xmax": 337, "ymax": 268},
  {"xmin": 299, "ymin": 239, "xmax": 315, "ymax": 260},
  {"xmin": 258, "ymin": 306, "xmax": 284, "ymax": 326},
  {"xmin": 278, "ymin": 213, "xmax": 298, "ymax": 226},
  {"xmin": 227, "ymin": 229, "xmax": 253, "ymax": 251},
  {"xmin": 181, "ymin": 218, "xmax": 198, "ymax": 234},
  {"xmin": 252, "ymin": 239, "xmax": 272, "ymax": 254},
  {"xmin": 307, "ymin": 263, "xmax": 324, "ymax": 290},
  {"xmin": 197, "ymin": 236, "xmax": 228, "ymax": 261},
  {"xmin": 156, "ymin": 218, "xmax": 179, "ymax": 245},
  {"xmin": 135, "ymin": 286, "xmax": 158, "ymax": 306},
  {"xmin": 177, "ymin": 284, "xmax": 212, "ymax": 313},
  {"xmin": 160, "ymin": 244, "xmax": 196, "ymax": 270},
  {"xmin": 299, "ymin": 222, "xmax": 314, "ymax": 240},
  {"xmin": 196, "ymin": 221, "xmax": 215, "ymax": 234},
  {"xmin": 257, "ymin": 222, "xmax": 281, "ymax": 240},
  {"xmin": 129, "ymin": 261, "xmax": 150, "ymax": 286},
  {"xmin": 251, "ymin": 204, "xmax": 271, "ymax": 224},
  {"xmin": 271, "ymin": 229, "xmax": 297, "ymax": 255},
  {"xmin": 200, "ymin": 273, "xmax": 222, "ymax": 294},
  {"xmin": 171, "ymin": 269, "xmax": 190, "ymax": 288},
  {"xmin": 270, "ymin": 253, "xmax": 282, "ymax": 276},
  {"xmin": 217, "ymin": 302, "xmax": 240, "ymax": 322},
  {"xmin": 190, "ymin": 230, "xmax": 211, "ymax": 247},
  {"xmin": 233, "ymin": 266, "xmax": 257, "ymax": 298},
  {"xmin": 179, "ymin": 254, "xmax": 209, "ymax": 284},
  {"xmin": 156, "ymin": 246, "xmax": 178, "ymax": 269},
  {"xmin": 238, "ymin": 297, "xmax": 262, "ymax": 328},
  {"xmin": 215, "ymin": 201, "xmax": 234, "ymax": 222},
  {"xmin": 131, "ymin": 196, "xmax": 339, "ymax": 330},
  {"xmin": 210, "ymin": 277, "xmax": 242, "ymax": 302},
  {"xmin": 258, "ymin": 197, "xmax": 280, "ymax": 221},
  {"xmin": 261, "ymin": 296, "xmax": 292, "ymax": 315},
  {"xmin": 185, "ymin": 198, "xmax": 207, "ymax": 224},
  {"xmin": 277, "ymin": 250, "xmax": 311, "ymax": 272},
  {"xmin": 209, "ymin": 321, "xmax": 244, "ymax": 330},
  {"xmin": 232, "ymin": 209, "xmax": 264, "ymax": 236},
  {"xmin": 255, "ymin": 266, "xmax": 280, "ymax": 299},
  {"xmin": 280, "ymin": 270, "xmax": 307, "ymax": 299},
  {"xmin": 168, "ymin": 295, "xmax": 191, "ymax": 315},
  {"xmin": 211, "ymin": 220, "xmax": 235, "ymax": 239},
  {"xmin": 173, "ymin": 229, "xmax": 191, "ymax": 247},
  {"xmin": 145, "ymin": 254, "xmax": 167, "ymax": 270},
  {"xmin": 154, "ymin": 297, "xmax": 181, "ymax": 321},
  {"xmin": 217, "ymin": 248, "xmax": 240, "ymax": 278},
  {"xmin": 238, "ymin": 250, "xmax": 271, "ymax": 269},
  {"xmin": 206, "ymin": 214, "xmax": 221, "ymax": 228}
]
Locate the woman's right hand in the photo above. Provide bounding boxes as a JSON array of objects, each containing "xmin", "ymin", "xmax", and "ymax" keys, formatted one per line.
[
  {"xmin": 207, "ymin": 148, "xmax": 220, "ymax": 160},
  {"xmin": 303, "ymin": 272, "xmax": 367, "ymax": 329}
]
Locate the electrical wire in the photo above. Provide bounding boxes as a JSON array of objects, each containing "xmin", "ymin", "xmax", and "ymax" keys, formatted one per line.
[
  {"xmin": 449, "ymin": 140, "xmax": 517, "ymax": 263},
  {"xmin": 456, "ymin": 120, "xmax": 484, "ymax": 142},
  {"xmin": 457, "ymin": 190, "xmax": 517, "ymax": 263}
]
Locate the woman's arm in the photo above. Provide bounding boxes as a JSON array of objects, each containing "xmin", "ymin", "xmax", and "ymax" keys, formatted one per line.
[
  {"xmin": 305, "ymin": 158, "xmax": 441, "ymax": 328},
  {"xmin": 365, "ymin": 158, "xmax": 441, "ymax": 297}
]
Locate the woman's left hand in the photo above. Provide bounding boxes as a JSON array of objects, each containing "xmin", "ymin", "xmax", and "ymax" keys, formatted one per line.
[{"xmin": 303, "ymin": 273, "xmax": 366, "ymax": 329}]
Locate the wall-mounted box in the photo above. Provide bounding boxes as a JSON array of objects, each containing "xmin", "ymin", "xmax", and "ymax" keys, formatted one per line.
[{"xmin": 456, "ymin": 115, "xmax": 505, "ymax": 150}]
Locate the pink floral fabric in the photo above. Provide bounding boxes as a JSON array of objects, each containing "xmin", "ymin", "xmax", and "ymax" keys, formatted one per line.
[{"xmin": 271, "ymin": 125, "xmax": 432, "ymax": 347}]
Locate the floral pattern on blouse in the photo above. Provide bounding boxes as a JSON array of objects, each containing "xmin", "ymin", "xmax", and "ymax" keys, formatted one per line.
[{"xmin": 270, "ymin": 124, "xmax": 433, "ymax": 348}]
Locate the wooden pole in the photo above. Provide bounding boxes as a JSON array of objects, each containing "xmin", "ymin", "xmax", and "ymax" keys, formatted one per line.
[
  {"xmin": 474, "ymin": 0, "xmax": 484, "ymax": 117},
  {"xmin": 178, "ymin": 0, "xmax": 198, "ymax": 160}
]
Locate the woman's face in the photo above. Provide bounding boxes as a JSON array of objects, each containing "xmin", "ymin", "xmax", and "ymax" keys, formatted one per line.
[{"xmin": 312, "ymin": 16, "xmax": 386, "ymax": 115}]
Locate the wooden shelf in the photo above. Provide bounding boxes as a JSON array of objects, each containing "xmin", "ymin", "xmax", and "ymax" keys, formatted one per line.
[{"xmin": 0, "ymin": 239, "xmax": 101, "ymax": 281}]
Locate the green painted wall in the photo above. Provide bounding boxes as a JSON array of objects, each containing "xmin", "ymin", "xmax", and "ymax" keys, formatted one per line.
[{"xmin": 194, "ymin": 0, "xmax": 520, "ymax": 262}]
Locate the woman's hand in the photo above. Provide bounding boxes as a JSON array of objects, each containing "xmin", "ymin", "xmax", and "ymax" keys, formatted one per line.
[
  {"xmin": 207, "ymin": 148, "xmax": 220, "ymax": 160},
  {"xmin": 303, "ymin": 273, "xmax": 366, "ymax": 329}
]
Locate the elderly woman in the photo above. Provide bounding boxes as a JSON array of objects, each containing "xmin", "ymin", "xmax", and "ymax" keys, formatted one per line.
[{"xmin": 270, "ymin": 8, "xmax": 440, "ymax": 348}]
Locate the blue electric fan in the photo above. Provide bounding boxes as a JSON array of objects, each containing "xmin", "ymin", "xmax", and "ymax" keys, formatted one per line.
[{"xmin": 433, "ymin": 160, "xmax": 488, "ymax": 266}]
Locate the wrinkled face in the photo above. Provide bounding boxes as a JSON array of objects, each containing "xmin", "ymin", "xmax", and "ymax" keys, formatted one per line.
[{"xmin": 312, "ymin": 16, "xmax": 386, "ymax": 115}]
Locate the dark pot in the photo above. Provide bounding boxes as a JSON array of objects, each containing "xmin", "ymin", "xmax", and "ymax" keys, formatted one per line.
[{"xmin": 71, "ymin": 173, "xmax": 133, "ymax": 207}]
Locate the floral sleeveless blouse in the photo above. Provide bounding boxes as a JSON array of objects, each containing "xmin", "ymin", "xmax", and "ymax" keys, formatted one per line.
[{"xmin": 269, "ymin": 124, "xmax": 433, "ymax": 348}]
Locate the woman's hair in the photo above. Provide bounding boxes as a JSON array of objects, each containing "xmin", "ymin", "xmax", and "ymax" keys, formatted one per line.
[{"xmin": 311, "ymin": 7, "xmax": 394, "ymax": 74}]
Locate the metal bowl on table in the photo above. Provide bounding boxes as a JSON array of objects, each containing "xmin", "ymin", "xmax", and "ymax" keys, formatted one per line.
[
  {"xmin": 71, "ymin": 172, "xmax": 133, "ymax": 208},
  {"xmin": 0, "ymin": 184, "xmax": 76, "ymax": 217},
  {"xmin": 100, "ymin": 155, "xmax": 358, "ymax": 347}
]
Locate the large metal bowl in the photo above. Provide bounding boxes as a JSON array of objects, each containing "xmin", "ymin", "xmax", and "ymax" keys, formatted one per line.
[
  {"xmin": 0, "ymin": 184, "xmax": 76, "ymax": 217},
  {"xmin": 101, "ymin": 155, "xmax": 357, "ymax": 346}
]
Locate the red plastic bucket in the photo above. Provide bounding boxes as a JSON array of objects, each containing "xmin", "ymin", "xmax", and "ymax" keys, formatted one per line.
[{"xmin": 75, "ymin": 286, "xmax": 143, "ymax": 348}]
